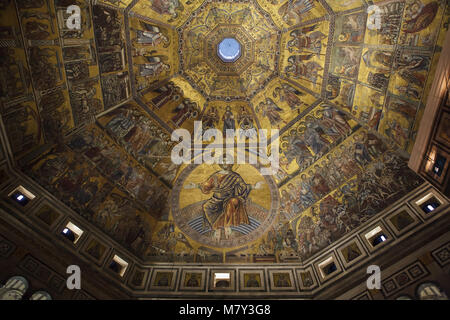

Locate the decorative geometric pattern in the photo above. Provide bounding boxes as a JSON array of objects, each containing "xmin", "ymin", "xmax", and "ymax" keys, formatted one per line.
[
  {"xmin": 18, "ymin": 254, "xmax": 68, "ymax": 294},
  {"xmin": 431, "ymin": 242, "xmax": 450, "ymax": 267},
  {"xmin": 381, "ymin": 260, "xmax": 429, "ymax": 298},
  {"xmin": 0, "ymin": 235, "xmax": 16, "ymax": 258}
]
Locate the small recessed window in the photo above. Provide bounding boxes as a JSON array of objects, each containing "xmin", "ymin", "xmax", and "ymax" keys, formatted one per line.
[
  {"xmin": 415, "ymin": 193, "xmax": 442, "ymax": 214},
  {"xmin": 318, "ymin": 257, "xmax": 338, "ymax": 278},
  {"xmin": 213, "ymin": 272, "xmax": 230, "ymax": 288},
  {"xmin": 322, "ymin": 262, "xmax": 337, "ymax": 275},
  {"xmin": 432, "ymin": 154, "xmax": 446, "ymax": 177},
  {"xmin": 8, "ymin": 186, "xmax": 35, "ymax": 206},
  {"xmin": 421, "ymin": 199, "xmax": 440, "ymax": 213},
  {"xmin": 365, "ymin": 226, "xmax": 388, "ymax": 248},
  {"xmin": 371, "ymin": 233, "xmax": 387, "ymax": 246},
  {"xmin": 109, "ymin": 255, "xmax": 128, "ymax": 277},
  {"xmin": 61, "ymin": 222, "xmax": 83, "ymax": 244}
]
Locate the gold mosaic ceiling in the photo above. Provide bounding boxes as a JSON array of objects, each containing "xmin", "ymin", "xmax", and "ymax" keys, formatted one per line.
[
  {"xmin": 177, "ymin": 1, "xmax": 280, "ymax": 99},
  {"xmin": 0, "ymin": 0, "xmax": 448, "ymax": 264},
  {"xmin": 131, "ymin": 0, "xmax": 449, "ymax": 154}
]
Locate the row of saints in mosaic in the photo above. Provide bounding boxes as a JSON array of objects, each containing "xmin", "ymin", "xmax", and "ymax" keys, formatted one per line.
[{"xmin": 0, "ymin": 0, "xmax": 444, "ymax": 263}]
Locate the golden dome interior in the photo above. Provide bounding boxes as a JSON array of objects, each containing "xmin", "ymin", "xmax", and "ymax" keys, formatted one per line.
[{"xmin": 0, "ymin": 0, "xmax": 448, "ymax": 267}]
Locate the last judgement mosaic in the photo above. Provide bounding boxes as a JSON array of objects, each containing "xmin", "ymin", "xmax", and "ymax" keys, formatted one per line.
[{"xmin": 0, "ymin": 0, "xmax": 448, "ymax": 265}]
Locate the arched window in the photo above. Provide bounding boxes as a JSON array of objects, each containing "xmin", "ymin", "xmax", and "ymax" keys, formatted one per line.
[
  {"xmin": 0, "ymin": 276, "xmax": 29, "ymax": 300},
  {"xmin": 417, "ymin": 282, "xmax": 448, "ymax": 300},
  {"xmin": 30, "ymin": 291, "xmax": 52, "ymax": 300}
]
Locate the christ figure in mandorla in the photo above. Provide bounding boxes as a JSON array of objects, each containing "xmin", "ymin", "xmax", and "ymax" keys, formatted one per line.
[{"xmin": 184, "ymin": 163, "xmax": 264, "ymax": 241}]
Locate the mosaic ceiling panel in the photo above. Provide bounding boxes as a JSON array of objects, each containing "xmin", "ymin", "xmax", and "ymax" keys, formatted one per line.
[
  {"xmin": 0, "ymin": 0, "xmax": 447, "ymax": 264},
  {"xmin": 178, "ymin": 1, "xmax": 280, "ymax": 99}
]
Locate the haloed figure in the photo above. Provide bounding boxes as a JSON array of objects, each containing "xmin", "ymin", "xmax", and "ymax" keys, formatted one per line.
[
  {"xmin": 222, "ymin": 106, "xmax": 236, "ymax": 137},
  {"xmin": 184, "ymin": 164, "xmax": 263, "ymax": 241}
]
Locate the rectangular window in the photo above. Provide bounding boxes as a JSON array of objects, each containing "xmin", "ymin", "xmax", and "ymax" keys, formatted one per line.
[
  {"xmin": 61, "ymin": 221, "xmax": 84, "ymax": 244},
  {"xmin": 8, "ymin": 186, "xmax": 36, "ymax": 206},
  {"xmin": 415, "ymin": 193, "xmax": 443, "ymax": 214},
  {"xmin": 213, "ymin": 272, "xmax": 230, "ymax": 288},
  {"xmin": 318, "ymin": 257, "xmax": 338, "ymax": 278},
  {"xmin": 109, "ymin": 255, "xmax": 128, "ymax": 277},
  {"xmin": 364, "ymin": 226, "xmax": 388, "ymax": 248}
]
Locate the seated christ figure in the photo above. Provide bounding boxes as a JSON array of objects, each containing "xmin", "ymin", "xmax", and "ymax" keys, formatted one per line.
[{"xmin": 185, "ymin": 163, "xmax": 263, "ymax": 241}]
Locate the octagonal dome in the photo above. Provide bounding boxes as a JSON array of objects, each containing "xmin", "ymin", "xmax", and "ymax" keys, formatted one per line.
[{"xmin": 0, "ymin": 0, "xmax": 447, "ymax": 300}]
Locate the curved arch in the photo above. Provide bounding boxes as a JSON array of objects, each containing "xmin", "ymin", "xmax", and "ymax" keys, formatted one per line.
[
  {"xmin": 0, "ymin": 276, "xmax": 29, "ymax": 300},
  {"xmin": 30, "ymin": 291, "xmax": 52, "ymax": 300},
  {"xmin": 395, "ymin": 294, "xmax": 413, "ymax": 300},
  {"xmin": 416, "ymin": 281, "xmax": 448, "ymax": 300}
]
